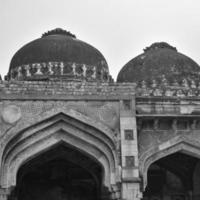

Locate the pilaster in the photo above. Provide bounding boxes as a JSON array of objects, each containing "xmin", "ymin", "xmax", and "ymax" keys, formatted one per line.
[{"xmin": 120, "ymin": 98, "xmax": 142, "ymax": 200}]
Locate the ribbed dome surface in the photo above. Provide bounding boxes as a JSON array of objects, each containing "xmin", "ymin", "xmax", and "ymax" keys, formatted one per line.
[
  {"xmin": 8, "ymin": 28, "xmax": 110, "ymax": 82},
  {"xmin": 117, "ymin": 42, "xmax": 200, "ymax": 84}
]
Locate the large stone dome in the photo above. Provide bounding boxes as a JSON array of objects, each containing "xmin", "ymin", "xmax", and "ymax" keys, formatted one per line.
[
  {"xmin": 117, "ymin": 42, "xmax": 200, "ymax": 85},
  {"xmin": 7, "ymin": 28, "xmax": 110, "ymax": 82}
]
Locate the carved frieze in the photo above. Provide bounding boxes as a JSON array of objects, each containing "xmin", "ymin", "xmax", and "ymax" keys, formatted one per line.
[
  {"xmin": 8, "ymin": 61, "xmax": 111, "ymax": 82},
  {"xmin": 136, "ymin": 77, "xmax": 200, "ymax": 98}
]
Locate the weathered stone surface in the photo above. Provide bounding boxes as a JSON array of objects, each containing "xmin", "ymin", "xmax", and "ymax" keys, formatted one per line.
[
  {"xmin": 0, "ymin": 81, "xmax": 136, "ymax": 99},
  {"xmin": 1, "ymin": 105, "xmax": 21, "ymax": 124},
  {"xmin": 117, "ymin": 42, "xmax": 200, "ymax": 85},
  {"xmin": 8, "ymin": 28, "xmax": 110, "ymax": 82},
  {"xmin": 0, "ymin": 100, "xmax": 120, "ymax": 140}
]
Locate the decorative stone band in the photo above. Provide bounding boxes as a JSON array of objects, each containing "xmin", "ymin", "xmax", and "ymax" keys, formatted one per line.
[
  {"xmin": 7, "ymin": 61, "xmax": 112, "ymax": 82},
  {"xmin": 136, "ymin": 76, "xmax": 200, "ymax": 97},
  {"xmin": 137, "ymin": 117, "xmax": 199, "ymax": 131}
]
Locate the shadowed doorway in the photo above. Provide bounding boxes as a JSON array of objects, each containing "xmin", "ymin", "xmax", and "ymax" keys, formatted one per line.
[
  {"xmin": 14, "ymin": 143, "xmax": 102, "ymax": 200},
  {"xmin": 143, "ymin": 152, "xmax": 200, "ymax": 200}
]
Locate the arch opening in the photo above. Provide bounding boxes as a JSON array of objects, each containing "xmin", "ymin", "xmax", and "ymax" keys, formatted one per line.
[
  {"xmin": 1, "ymin": 112, "xmax": 118, "ymax": 189},
  {"xmin": 11, "ymin": 143, "xmax": 104, "ymax": 200},
  {"xmin": 143, "ymin": 152, "xmax": 200, "ymax": 200}
]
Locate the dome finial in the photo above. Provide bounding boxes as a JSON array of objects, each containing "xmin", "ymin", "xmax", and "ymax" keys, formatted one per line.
[
  {"xmin": 42, "ymin": 28, "xmax": 76, "ymax": 38},
  {"xmin": 143, "ymin": 42, "xmax": 177, "ymax": 52}
]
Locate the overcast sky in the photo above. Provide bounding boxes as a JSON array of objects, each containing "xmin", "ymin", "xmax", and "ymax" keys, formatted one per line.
[{"xmin": 1, "ymin": 0, "xmax": 200, "ymax": 80}]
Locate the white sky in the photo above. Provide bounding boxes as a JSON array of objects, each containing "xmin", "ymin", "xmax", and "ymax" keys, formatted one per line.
[{"xmin": 1, "ymin": 0, "xmax": 200, "ymax": 80}]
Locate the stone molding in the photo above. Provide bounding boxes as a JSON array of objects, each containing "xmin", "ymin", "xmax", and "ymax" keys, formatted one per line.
[
  {"xmin": 2, "ymin": 78, "xmax": 200, "ymax": 99},
  {"xmin": 0, "ymin": 81, "xmax": 136, "ymax": 100},
  {"xmin": 137, "ymin": 117, "xmax": 200, "ymax": 132}
]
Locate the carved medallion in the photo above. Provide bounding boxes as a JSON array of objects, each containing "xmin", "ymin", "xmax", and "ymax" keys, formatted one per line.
[{"xmin": 2, "ymin": 105, "xmax": 21, "ymax": 124}]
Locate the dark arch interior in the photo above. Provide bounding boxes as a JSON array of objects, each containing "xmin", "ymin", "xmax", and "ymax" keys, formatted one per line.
[
  {"xmin": 13, "ymin": 144, "xmax": 103, "ymax": 200},
  {"xmin": 143, "ymin": 152, "xmax": 200, "ymax": 200}
]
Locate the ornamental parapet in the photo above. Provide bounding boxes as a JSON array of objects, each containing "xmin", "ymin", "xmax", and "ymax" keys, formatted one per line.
[
  {"xmin": 136, "ymin": 76, "xmax": 200, "ymax": 98},
  {"xmin": 6, "ymin": 61, "xmax": 112, "ymax": 82}
]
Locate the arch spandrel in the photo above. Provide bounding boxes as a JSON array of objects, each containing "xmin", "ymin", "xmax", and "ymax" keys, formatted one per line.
[
  {"xmin": 0, "ymin": 106, "xmax": 117, "ymax": 165},
  {"xmin": 139, "ymin": 136, "xmax": 200, "ymax": 190},
  {"xmin": 0, "ymin": 109, "xmax": 119, "ymax": 189},
  {"xmin": 1, "ymin": 106, "xmax": 116, "ymax": 146}
]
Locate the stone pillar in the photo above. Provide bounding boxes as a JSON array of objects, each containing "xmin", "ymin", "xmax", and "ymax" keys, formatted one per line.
[
  {"xmin": 101, "ymin": 184, "xmax": 121, "ymax": 200},
  {"xmin": 0, "ymin": 188, "xmax": 11, "ymax": 200},
  {"xmin": 110, "ymin": 184, "xmax": 121, "ymax": 200},
  {"xmin": 122, "ymin": 182, "xmax": 142, "ymax": 200},
  {"xmin": 119, "ymin": 98, "xmax": 142, "ymax": 200}
]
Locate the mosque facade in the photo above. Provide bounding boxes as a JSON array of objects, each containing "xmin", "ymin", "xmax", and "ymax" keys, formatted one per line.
[{"xmin": 0, "ymin": 28, "xmax": 200, "ymax": 200}]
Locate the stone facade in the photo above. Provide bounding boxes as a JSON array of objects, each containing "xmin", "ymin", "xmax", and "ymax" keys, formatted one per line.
[
  {"xmin": 2, "ymin": 30, "xmax": 200, "ymax": 200},
  {"xmin": 0, "ymin": 81, "xmax": 139, "ymax": 200},
  {"xmin": 0, "ymin": 79, "xmax": 200, "ymax": 200}
]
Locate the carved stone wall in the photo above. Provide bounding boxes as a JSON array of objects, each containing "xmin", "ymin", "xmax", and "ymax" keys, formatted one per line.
[
  {"xmin": 136, "ymin": 76, "xmax": 200, "ymax": 97},
  {"xmin": 4, "ymin": 78, "xmax": 200, "ymax": 199},
  {"xmin": 0, "ymin": 101, "xmax": 120, "ymax": 138},
  {"xmin": 137, "ymin": 98, "xmax": 200, "ymax": 191},
  {"xmin": 0, "ymin": 80, "xmax": 137, "ymax": 199},
  {"xmin": 0, "ymin": 81, "xmax": 135, "ymax": 98},
  {"xmin": 3, "ymin": 114, "xmax": 118, "ymax": 187}
]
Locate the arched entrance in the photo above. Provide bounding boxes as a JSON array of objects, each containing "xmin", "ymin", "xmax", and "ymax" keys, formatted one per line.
[
  {"xmin": 140, "ymin": 140, "xmax": 200, "ymax": 200},
  {"xmin": 143, "ymin": 152, "xmax": 199, "ymax": 200},
  {"xmin": 0, "ymin": 112, "xmax": 119, "ymax": 200},
  {"xmin": 13, "ymin": 143, "xmax": 102, "ymax": 200}
]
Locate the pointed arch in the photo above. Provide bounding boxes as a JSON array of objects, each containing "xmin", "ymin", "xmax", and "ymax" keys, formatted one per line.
[
  {"xmin": 140, "ymin": 136, "xmax": 200, "ymax": 190},
  {"xmin": 0, "ymin": 111, "xmax": 118, "ymax": 189}
]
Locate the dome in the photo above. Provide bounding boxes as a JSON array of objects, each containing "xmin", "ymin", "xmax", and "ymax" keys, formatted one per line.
[
  {"xmin": 7, "ymin": 28, "xmax": 110, "ymax": 82},
  {"xmin": 117, "ymin": 42, "xmax": 200, "ymax": 85}
]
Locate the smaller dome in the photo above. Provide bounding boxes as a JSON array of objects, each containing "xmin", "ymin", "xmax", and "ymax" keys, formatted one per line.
[
  {"xmin": 117, "ymin": 42, "xmax": 200, "ymax": 85},
  {"xmin": 7, "ymin": 28, "xmax": 111, "ymax": 82}
]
